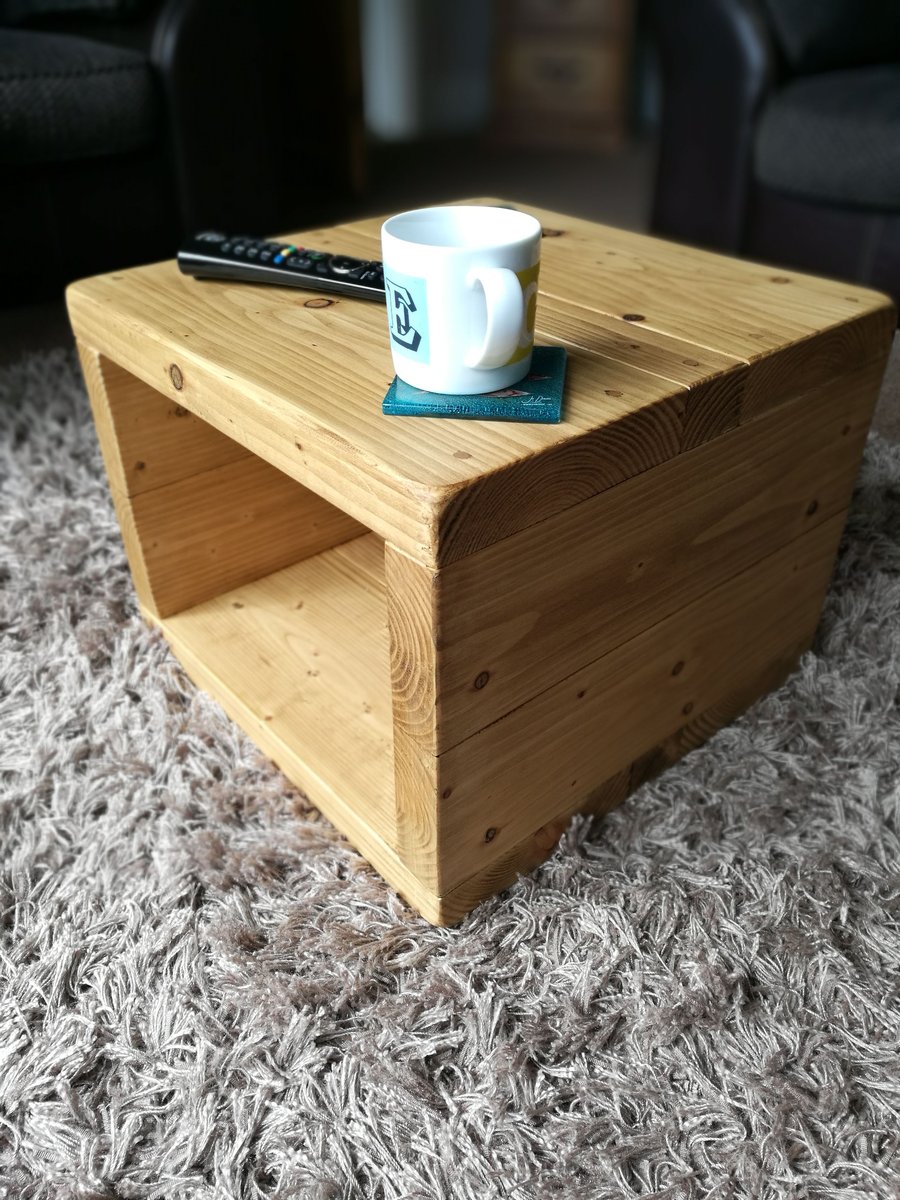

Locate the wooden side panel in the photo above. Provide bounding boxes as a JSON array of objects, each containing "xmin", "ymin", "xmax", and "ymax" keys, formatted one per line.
[
  {"xmin": 435, "ymin": 769, "xmax": 631, "ymax": 926},
  {"xmin": 88, "ymin": 352, "xmax": 250, "ymax": 494},
  {"xmin": 628, "ymin": 629, "xmax": 816, "ymax": 792},
  {"xmin": 434, "ymin": 513, "xmax": 846, "ymax": 893},
  {"xmin": 130, "ymin": 454, "xmax": 368, "ymax": 618},
  {"xmin": 78, "ymin": 343, "xmax": 367, "ymax": 617},
  {"xmin": 79, "ymin": 342, "xmax": 158, "ymax": 613},
  {"xmin": 385, "ymin": 546, "xmax": 440, "ymax": 889},
  {"xmin": 434, "ymin": 623, "xmax": 815, "ymax": 924},
  {"xmin": 434, "ymin": 361, "xmax": 880, "ymax": 750},
  {"xmin": 435, "ymin": 390, "xmax": 684, "ymax": 565},
  {"xmin": 740, "ymin": 308, "xmax": 896, "ymax": 424}
]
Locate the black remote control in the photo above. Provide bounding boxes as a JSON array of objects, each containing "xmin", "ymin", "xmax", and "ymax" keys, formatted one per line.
[{"xmin": 177, "ymin": 231, "xmax": 386, "ymax": 302}]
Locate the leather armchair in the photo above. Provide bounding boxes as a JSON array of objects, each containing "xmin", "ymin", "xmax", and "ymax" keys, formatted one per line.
[
  {"xmin": 650, "ymin": 0, "xmax": 900, "ymax": 305},
  {"xmin": 0, "ymin": 0, "xmax": 364, "ymax": 302}
]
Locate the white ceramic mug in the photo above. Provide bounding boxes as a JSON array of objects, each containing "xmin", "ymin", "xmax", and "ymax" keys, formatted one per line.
[{"xmin": 380, "ymin": 205, "xmax": 542, "ymax": 395}]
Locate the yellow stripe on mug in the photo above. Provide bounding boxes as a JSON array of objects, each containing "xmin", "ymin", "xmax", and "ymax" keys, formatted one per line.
[{"xmin": 504, "ymin": 262, "xmax": 541, "ymax": 366}]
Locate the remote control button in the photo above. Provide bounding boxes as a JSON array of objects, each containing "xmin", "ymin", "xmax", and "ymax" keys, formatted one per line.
[
  {"xmin": 307, "ymin": 251, "xmax": 327, "ymax": 261},
  {"xmin": 274, "ymin": 254, "xmax": 284, "ymax": 264},
  {"xmin": 233, "ymin": 243, "xmax": 246, "ymax": 255},
  {"xmin": 246, "ymin": 247, "xmax": 259, "ymax": 258},
  {"xmin": 329, "ymin": 256, "xmax": 361, "ymax": 274},
  {"xmin": 259, "ymin": 250, "xmax": 272, "ymax": 262},
  {"xmin": 196, "ymin": 231, "xmax": 226, "ymax": 242},
  {"xmin": 220, "ymin": 242, "xmax": 232, "ymax": 253}
]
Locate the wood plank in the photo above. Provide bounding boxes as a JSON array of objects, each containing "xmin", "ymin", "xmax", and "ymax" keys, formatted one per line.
[
  {"xmin": 91, "ymin": 353, "xmax": 250, "ymax": 496},
  {"xmin": 432, "ymin": 512, "xmax": 846, "ymax": 892},
  {"xmin": 78, "ymin": 342, "xmax": 158, "ymax": 613},
  {"xmin": 433, "ymin": 358, "xmax": 880, "ymax": 749},
  {"xmin": 130, "ymin": 452, "xmax": 367, "ymax": 618},
  {"xmin": 154, "ymin": 613, "xmax": 443, "ymax": 924},
  {"xmin": 435, "ymin": 770, "xmax": 631, "ymax": 926},
  {"xmin": 348, "ymin": 198, "xmax": 894, "ymax": 357},
  {"xmin": 79, "ymin": 342, "xmax": 368, "ymax": 618},
  {"xmin": 433, "ymin": 378, "xmax": 683, "ymax": 564},
  {"xmin": 385, "ymin": 546, "xmax": 440, "ymax": 888},
  {"xmin": 160, "ymin": 534, "xmax": 396, "ymax": 840},
  {"xmin": 739, "ymin": 308, "xmax": 896, "ymax": 423},
  {"xmin": 436, "ymin": 620, "xmax": 815, "ymax": 924},
  {"xmin": 536, "ymin": 295, "xmax": 746, "ymax": 448},
  {"xmin": 628, "ymin": 630, "xmax": 816, "ymax": 792}
]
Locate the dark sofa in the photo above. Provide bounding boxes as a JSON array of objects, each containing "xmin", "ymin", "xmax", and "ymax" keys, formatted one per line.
[
  {"xmin": 0, "ymin": 0, "xmax": 364, "ymax": 302},
  {"xmin": 650, "ymin": 0, "xmax": 900, "ymax": 304}
]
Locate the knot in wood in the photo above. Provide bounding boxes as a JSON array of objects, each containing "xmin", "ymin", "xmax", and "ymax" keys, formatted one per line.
[
  {"xmin": 474, "ymin": 671, "xmax": 490, "ymax": 690},
  {"xmin": 169, "ymin": 363, "xmax": 184, "ymax": 390}
]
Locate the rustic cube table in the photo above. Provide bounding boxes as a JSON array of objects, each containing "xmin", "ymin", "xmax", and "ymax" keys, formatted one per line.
[{"xmin": 67, "ymin": 199, "xmax": 894, "ymax": 925}]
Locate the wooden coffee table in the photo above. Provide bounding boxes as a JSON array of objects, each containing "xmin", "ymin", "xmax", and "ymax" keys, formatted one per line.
[{"xmin": 67, "ymin": 199, "xmax": 895, "ymax": 925}]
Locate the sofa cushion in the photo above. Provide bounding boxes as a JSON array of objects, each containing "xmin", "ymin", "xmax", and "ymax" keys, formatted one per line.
[
  {"xmin": 754, "ymin": 65, "xmax": 900, "ymax": 210},
  {"xmin": 0, "ymin": 0, "xmax": 149, "ymax": 23},
  {"xmin": 0, "ymin": 28, "xmax": 159, "ymax": 164},
  {"xmin": 760, "ymin": 0, "xmax": 900, "ymax": 75}
]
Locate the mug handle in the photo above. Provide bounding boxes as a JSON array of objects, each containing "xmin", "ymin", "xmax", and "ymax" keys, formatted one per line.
[{"xmin": 464, "ymin": 267, "xmax": 525, "ymax": 369}]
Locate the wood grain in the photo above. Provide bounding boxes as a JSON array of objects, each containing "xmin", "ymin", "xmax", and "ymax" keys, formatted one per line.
[
  {"xmin": 70, "ymin": 197, "xmax": 894, "ymax": 925},
  {"xmin": 434, "ymin": 513, "xmax": 847, "ymax": 892},
  {"xmin": 434, "ymin": 769, "xmax": 631, "ymax": 926},
  {"xmin": 88, "ymin": 352, "xmax": 250, "ymax": 496},
  {"xmin": 385, "ymin": 546, "xmax": 440, "ymax": 886},
  {"xmin": 433, "ymin": 359, "xmax": 880, "ymax": 748},
  {"xmin": 80, "ymin": 342, "xmax": 368, "ymax": 617},
  {"xmin": 160, "ymin": 534, "xmax": 395, "ymax": 838}
]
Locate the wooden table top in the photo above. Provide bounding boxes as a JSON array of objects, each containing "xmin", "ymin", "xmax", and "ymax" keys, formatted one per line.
[{"xmin": 67, "ymin": 197, "xmax": 895, "ymax": 565}]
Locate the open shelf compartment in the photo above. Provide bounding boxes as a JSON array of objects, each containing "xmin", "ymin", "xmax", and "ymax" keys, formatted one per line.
[{"xmin": 160, "ymin": 533, "xmax": 395, "ymax": 838}]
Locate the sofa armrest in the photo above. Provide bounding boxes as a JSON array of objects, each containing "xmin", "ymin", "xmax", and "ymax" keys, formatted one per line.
[
  {"xmin": 650, "ymin": 0, "xmax": 773, "ymax": 252},
  {"xmin": 150, "ymin": 0, "xmax": 363, "ymax": 235}
]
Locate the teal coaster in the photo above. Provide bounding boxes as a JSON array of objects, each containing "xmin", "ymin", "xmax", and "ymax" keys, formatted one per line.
[{"xmin": 382, "ymin": 345, "xmax": 567, "ymax": 423}]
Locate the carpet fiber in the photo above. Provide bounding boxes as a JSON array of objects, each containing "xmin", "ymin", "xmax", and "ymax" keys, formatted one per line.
[{"xmin": 2, "ymin": 348, "xmax": 900, "ymax": 1199}]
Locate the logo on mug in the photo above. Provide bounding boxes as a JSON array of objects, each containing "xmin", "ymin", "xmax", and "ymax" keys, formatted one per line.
[{"xmin": 385, "ymin": 272, "xmax": 429, "ymax": 362}]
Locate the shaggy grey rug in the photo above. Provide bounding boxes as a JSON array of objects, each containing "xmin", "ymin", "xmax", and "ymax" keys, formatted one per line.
[{"xmin": 1, "ymin": 347, "xmax": 900, "ymax": 1200}]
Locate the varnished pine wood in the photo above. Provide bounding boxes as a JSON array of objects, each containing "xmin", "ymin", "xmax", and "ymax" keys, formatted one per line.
[
  {"xmin": 432, "ymin": 357, "xmax": 882, "ymax": 748},
  {"xmin": 159, "ymin": 534, "xmax": 396, "ymax": 837},
  {"xmin": 434, "ymin": 769, "xmax": 632, "ymax": 926},
  {"xmin": 70, "ymin": 197, "xmax": 895, "ymax": 925},
  {"xmin": 385, "ymin": 546, "xmax": 440, "ymax": 887},
  {"xmin": 69, "ymin": 201, "xmax": 893, "ymax": 569},
  {"xmin": 434, "ymin": 513, "xmax": 847, "ymax": 892},
  {"xmin": 88, "ymin": 351, "xmax": 250, "ymax": 495},
  {"xmin": 80, "ymin": 343, "xmax": 368, "ymax": 618}
]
